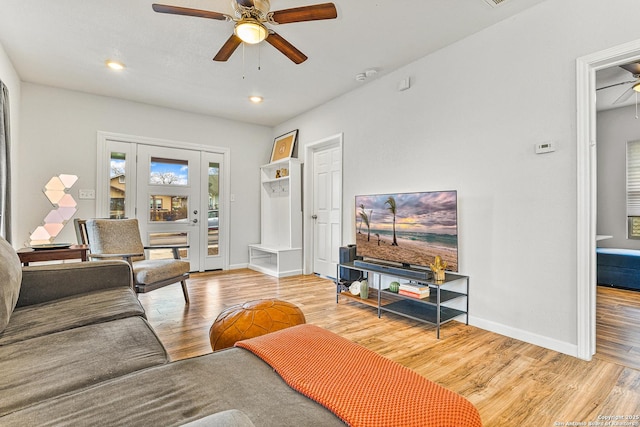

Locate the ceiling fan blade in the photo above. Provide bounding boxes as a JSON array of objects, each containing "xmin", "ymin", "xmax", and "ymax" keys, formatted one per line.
[
  {"xmin": 620, "ymin": 63, "xmax": 640, "ymax": 75},
  {"xmin": 213, "ymin": 35, "xmax": 242, "ymax": 62},
  {"xmin": 152, "ymin": 4, "xmax": 229, "ymax": 21},
  {"xmin": 596, "ymin": 80, "xmax": 636, "ymax": 91},
  {"xmin": 265, "ymin": 32, "xmax": 308, "ymax": 64},
  {"xmin": 270, "ymin": 3, "xmax": 337, "ymax": 24},
  {"xmin": 613, "ymin": 86, "xmax": 636, "ymax": 104}
]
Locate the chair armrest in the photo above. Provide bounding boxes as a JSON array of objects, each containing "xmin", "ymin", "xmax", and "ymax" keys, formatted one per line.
[
  {"xmin": 88, "ymin": 253, "xmax": 144, "ymax": 260},
  {"xmin": 16, "ymin": 260, "xmax": 133, "ymax": 308}
]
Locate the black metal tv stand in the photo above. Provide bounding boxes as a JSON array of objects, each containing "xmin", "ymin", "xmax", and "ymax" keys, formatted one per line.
[{"xmin": 336, "ymin": 262, "xmax": 469, "ymax": 339}]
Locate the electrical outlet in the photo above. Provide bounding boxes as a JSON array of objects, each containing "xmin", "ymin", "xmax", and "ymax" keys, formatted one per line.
[{"xmin": 78, "ymin": 189, "xmax": 95, "ymax": 199}]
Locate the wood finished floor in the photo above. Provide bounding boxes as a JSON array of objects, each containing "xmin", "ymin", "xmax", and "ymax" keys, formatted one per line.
[
  {"xmin": 138, "ymin": 270, "xmax": 640, "ymax": 427},
  {"xmin": 595, "ymin": 285, "xmax": 640, "ymax": 370}
]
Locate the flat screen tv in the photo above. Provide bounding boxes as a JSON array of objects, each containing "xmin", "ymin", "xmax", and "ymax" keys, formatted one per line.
[{"xmin": 355, "ymin": 190, "xmax": 458, "ymax": 272}]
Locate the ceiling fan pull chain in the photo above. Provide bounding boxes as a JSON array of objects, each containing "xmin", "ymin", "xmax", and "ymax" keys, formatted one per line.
[
  {"xmin": 636, "ymin": 92, "xmax": 638, "ymax": 119},
  {"xmin": 258, "ymin": 44, "xmax": 261, "ymax": 71},
  {"xmin": 242, "ymin": 43, "xmax": 246, "ymax": 80}
]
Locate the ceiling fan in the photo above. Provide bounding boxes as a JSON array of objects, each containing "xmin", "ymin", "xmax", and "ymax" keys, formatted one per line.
[
  {"xmin": 597, "ymin": 63, "xmax": 640, "ymax": 105},
  {"xmin": 152, "ymin": 0, "xmax": 337, "ymax": 64}
]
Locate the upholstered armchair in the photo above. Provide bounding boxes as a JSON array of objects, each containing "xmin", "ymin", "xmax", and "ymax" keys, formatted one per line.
[{"xmin": 84, "ymin": 218, "xmax": 190, "ymax": 304}]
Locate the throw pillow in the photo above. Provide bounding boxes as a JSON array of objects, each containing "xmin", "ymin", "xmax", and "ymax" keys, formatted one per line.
[{"xmin": 0, "ymin": 236, "xmax": 21, "ymax": 333}]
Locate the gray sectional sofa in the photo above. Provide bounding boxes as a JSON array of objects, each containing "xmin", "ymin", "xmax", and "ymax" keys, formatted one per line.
[
  {"xmin": 0, "ymin": 236, "xmax": 344, "ymax": 426},
  {"xmin": 1, "ymin": 235, "xmax": 483, "ymax": 427}
]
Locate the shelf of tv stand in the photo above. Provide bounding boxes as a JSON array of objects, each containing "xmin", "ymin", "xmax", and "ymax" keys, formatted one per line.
[
  {"xmin": 339, "ymin": 289, "xmax": 380, "ymax": 309},
  {"xmin": 336, "ymin": 262, "xmax": 469, "ymax": 338},
  {"xmin": 381, "ymin": 297, "xmax": 466, "ymax": 325}
]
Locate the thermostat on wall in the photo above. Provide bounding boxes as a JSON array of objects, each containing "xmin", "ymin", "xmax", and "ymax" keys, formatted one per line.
[{"xmin": 535, "ymin": 141, "xmax": 556, "ymax": 154}]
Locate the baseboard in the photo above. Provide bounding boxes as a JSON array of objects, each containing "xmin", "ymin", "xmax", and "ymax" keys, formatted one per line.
[
  {"xmin": 229, "ymin": 263, "xmax": 248, "ymax": 270},
  {"xmin": 469, "ymin": 316, "xmax": 578, "ymax": 358}
]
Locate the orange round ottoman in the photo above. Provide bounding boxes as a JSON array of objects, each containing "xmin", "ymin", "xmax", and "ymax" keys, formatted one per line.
[{"xmin": 209, "ymin": 299, "xmax": 306, "ymax": 351}]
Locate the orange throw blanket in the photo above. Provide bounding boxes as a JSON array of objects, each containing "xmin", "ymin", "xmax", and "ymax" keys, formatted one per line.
[{"xmin": 236, "ymin": 324, "xmax": 482, "ymax": 427}]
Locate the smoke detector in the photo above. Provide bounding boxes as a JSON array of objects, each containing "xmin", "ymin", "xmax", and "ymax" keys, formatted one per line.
[{"xmin": 355, "ymin": 69, "xmax": 378, "ymax": 82}]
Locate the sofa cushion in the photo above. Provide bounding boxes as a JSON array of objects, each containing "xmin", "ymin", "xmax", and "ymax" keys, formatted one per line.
[
  {"xmin": 0, "ymin": 237, "xmax": 21, "ymax": 334},
  {"xmin": 133, "ymin": 259, "xmax": 190, "ymax": 285},
  {"xmin": 0, "ymin": 287, "xmax": 145, "ymax": 346},
  {"xmin": 16, "ymin": 261, "xmax": 133, "ymax": 307},
  {"xmin": 0, "ymin": 348, "xmax": 344, "ymax": 426},
  {"xmin": 0, "ymin": 316, "xmax": 169, "ymax": 417}
]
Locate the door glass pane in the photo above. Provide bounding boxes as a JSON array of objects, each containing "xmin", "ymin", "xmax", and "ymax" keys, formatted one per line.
[
  {"xmin": 207, "ymin": 163, "xmax": 219, "ymax": 256},
  {"xmin": 150, "ymin": 157, "xmax": 188, "ymax": 186},
  {"xmin": 148, "ymin": 232, "xmax": 188, "ymax": 259},
  {"xmin": 149, "ymin": 195, "xmax": 188, "ymax": 222},
  {"xmin": 110, "ymin": 152, "xmax": 126, "ymax": 219}
]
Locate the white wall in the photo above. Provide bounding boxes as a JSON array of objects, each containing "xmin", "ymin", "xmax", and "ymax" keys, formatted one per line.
[
  {"xmin": 274, "ymin": 0, "xmax": 640, "ymax": 355},
  {"xmin": 0, "ymin": 42, "xmax": 21, "ymax": 243},
  {"xmin": 597, "ymin": 105, "xmax": 640, "ymax": 249},
  {"xmin": 18, "ymin": 83, "xmax": 272, "ymax": 266}
]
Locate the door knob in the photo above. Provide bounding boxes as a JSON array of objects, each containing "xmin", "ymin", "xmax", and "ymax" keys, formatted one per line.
[
  {"xmin": 192, "ymin": 219, "xmax": 198, "ymax": 224},
  {"xmin": 312, "ymin": 215, "xmax": 318, "ymax": 220}
]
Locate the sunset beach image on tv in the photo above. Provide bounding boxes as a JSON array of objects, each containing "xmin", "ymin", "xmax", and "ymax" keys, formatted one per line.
[{"xmin": 355, "ymin": 191, "xmax": 458, "ymax": 272}]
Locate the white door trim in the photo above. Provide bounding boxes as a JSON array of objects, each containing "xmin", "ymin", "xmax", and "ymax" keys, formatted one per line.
[
  {"xmin": 96, "ymin": 131, "xmax": 231, "ymax": 271},
  {"xmin": 303, "ymin": 133, "xmax": 343, "ymax": 275},
  {"xmin": 576, "ymin": 40, "xmax": 640, "ymax": 361}
]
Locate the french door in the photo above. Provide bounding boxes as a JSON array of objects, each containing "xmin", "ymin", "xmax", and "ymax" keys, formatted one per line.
[
  {"xmin": 137, "ymin": 145, "xmax": 203, "ymax": 270},
  {"xmin": 97, "ymin": 133, "xmax": 228, "ymax": 272},
  {"xmin": 201, "ymin": 151, "xmax": 225, "ymax": 271}
]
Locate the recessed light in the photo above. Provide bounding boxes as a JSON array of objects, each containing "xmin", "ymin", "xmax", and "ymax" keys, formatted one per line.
[
  {"xmin": 249, "ymin": 96, "xmax": 263, "ymax": 104},
  {"xmin": 106, "ymin": 60, "xmax": 125, "ymax": 71}
]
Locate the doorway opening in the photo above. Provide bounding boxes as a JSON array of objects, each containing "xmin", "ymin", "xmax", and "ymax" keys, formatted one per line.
[
  {"xmin": 576, "ymin": 40, "xmax": 640, "ymax": 360},
  {"xmin": 96, "ymin": 132, "xmax": 230, "ymax": 272}
]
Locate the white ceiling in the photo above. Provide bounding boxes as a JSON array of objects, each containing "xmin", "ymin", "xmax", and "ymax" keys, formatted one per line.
[{"xmin": 0, "ymin": 0, "xmax": 549, "ymax": 126}]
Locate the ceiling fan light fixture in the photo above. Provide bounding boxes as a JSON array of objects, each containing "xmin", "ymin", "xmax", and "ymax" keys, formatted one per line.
[
  {"xmin": 105, "ymin": 60, "xmax": 125, "ymax": 71},
  {"xmin": 234, "ymin": 20, "xmax": 268, "ymax": 44},
  {"xmin": 634, "ymin": 82, "xmax": 640, "ymax": 93}
]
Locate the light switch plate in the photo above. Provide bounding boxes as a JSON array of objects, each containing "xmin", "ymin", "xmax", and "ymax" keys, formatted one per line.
[{"xmin": 78, "ymin": 189, "xmax": 95, "ymax": 199}]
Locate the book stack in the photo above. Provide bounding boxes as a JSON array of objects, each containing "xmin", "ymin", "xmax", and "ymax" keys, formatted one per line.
[{"xmin": 398, "ymin": 282, "xmax": 430, "ymax": 299}]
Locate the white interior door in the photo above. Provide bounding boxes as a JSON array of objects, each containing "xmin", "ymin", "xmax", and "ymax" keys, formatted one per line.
[
  {"xmin": 136, "ymin": 145, "xmax": 202, "ymax": 271},
  {"xmin": 312, "ymin": 145, "xmax": 342, "ymax": 277}
]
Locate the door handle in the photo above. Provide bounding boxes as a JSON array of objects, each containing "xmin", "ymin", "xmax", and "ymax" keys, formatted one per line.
[
  {"xmin": 192, "ymin": 219, "xmax": 198, "ymax": 224},
  {"xmin": 312, "ymin": 215, "xmax": 318, "ymax": 220}
]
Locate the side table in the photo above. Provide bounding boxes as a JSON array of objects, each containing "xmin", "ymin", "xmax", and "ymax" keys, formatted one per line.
[{"xmin": 17, "ymin": 245, "xmax": 89, "ymax": 266}]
